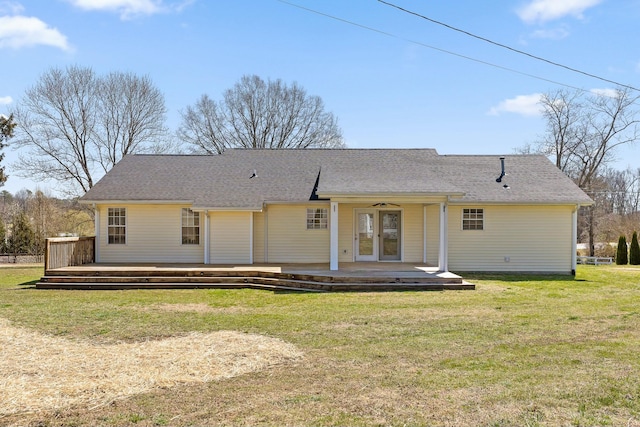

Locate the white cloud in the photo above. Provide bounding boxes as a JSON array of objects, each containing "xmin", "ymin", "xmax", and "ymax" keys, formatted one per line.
[
  {"xmin": 67, "ymin": 0, "xmax": 162, "ymax": 19},
  {"xmin": 488, "ymin": 93, "xmax": 543, "ymax": 117},
  {"xmin": 0, "ymin": 15, "xmax": 71, "ymax": 51},
  {"xmin": 590, "ymin": 88, "xmax": 620, "ymax": 98},
  {"xmin": 517, "ymin": 0, "xmax": 602, "ymax": 24},
  {"xmin": 529, "ymin": 26, "xmax": 570, "ymax": 40},
  {"xmin": 0, "ymin": 1, "xmax": 23, "ymax": 14},
  {"xmin": 0, "ymin": 96, "xmax": 12, "ymax": 105}
]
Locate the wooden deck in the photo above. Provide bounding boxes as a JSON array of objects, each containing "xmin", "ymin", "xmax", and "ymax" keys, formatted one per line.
[{"xmin": 37, "ymin": 263, "xmax": 474, "ymax": 292}]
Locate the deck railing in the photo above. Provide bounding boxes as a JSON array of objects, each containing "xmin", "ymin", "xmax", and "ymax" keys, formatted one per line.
[{"xmin": 44, "ymin": 236, "xmax": 95, "ymax": 271}]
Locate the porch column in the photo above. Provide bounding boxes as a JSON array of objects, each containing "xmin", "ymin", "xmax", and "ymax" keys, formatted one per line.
[
  {"xmin": 249, "ymin": 212, "xmax": 254, "ymax": 264},
  {"xmin": 94, "ymin": 205, "xmax": 100, "ymax": 263},
  {"xmin": 330, "ymin": 201, "xmax": 339, "ymax": 271},
  {"xmin": 423, "ymin": 205, "xmax": 427, "ymax": 264},
  {"xmin": 203, "ymin": 210, "xmax": 210, "ymax": 264},
  {"xmin": 571, "ymin": 205, "xmax": 578, "ymax": 275},
  {"xmin": 438, "ymin": 202, "xmax": 448, "ymax": 272}
]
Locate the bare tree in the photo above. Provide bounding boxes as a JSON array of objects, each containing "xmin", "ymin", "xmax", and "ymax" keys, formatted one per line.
[
  {"xmin": 179, "ymin": 75, "xmax": 345, "ymax": 154},
  {"xmin": 12, "ymin": 65, "xmax": 169, "ymax": 195},
  {"xmin": 534, "ymin": 87, "xmax": 640, "ymax": 255},
  {"xmin": 95, "ymin": 71, "xmax": 168, "ymax": 173},
  {"xmin": 538, "ymin": 87, "xmax": 640, "ymax": 188}
]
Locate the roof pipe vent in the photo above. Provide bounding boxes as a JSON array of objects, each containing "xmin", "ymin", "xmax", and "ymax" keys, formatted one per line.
[{"xmin": 496, "ymin": 156, "xmax": 506, "ymax": 183}]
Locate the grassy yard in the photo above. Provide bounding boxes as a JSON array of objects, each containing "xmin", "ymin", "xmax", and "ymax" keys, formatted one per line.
[{"xmin": 1, "ymin": 265, "xmax": 639, "ymax": 426}]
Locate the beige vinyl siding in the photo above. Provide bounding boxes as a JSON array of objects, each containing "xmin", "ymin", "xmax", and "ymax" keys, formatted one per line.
[
  {"xmin": 266, "ymin": 204, "xmax": 330, "ymax": 263},
  {"xmin": 253, "ymin": 211, "xmax": 265, "ymax": 263},
  {"xmin": 426, "ymin": 204, "xmax": 441, "ymax": 265},
  {"xmin": 337, "ymin": 203, "xmax": 431, "ymax": 263},
  {"xmin": 447, "ymin": 205, "xmax": 573, "ymax": 273},
  {"xmin": 98, "ymin": 204, "xmax": 203, "ymax": 263},
  {"xmin": 402, "ymin": 204, "xmax": 423, "ymax": 262},
  {"xmin": 338, "ymin": 204, "xmax": 356, "ymax": 262},
  {"xmin": 210, "ymin": 212, "xmax": 252, "ymax": 264}
]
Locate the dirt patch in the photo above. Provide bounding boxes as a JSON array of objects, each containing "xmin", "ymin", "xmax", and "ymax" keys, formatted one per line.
[{"xmin": 0, "ymin": 317, "xmax": 302, "ymax": 417}]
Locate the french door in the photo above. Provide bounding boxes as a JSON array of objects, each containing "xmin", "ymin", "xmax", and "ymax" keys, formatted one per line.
[{"xmin": 355, "ymin": 210, "xmax": 401, "ymax": 261}]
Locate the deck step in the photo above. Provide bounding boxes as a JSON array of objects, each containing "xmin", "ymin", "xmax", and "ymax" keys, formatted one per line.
[
  {"xmin": 37, "ymin": 266, "xmax": 473, "ymax": 291},
  {"xmin": 36, "ymin": 277, "xmax": 472, "ymax": 291},
  {"xmin": 41, "ymin": 273, "xmax": 463, "ymax": 285}
]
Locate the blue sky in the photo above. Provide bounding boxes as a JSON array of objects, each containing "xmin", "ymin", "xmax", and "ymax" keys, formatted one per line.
[{"xmin": 1, "ymin": 0, "xmax": 639, "ymax": 195}]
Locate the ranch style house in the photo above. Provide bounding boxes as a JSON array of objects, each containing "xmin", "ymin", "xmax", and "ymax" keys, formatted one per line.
[{"xmin": 79, "ymin": 149, "xmax": 593, "ymax": 274}]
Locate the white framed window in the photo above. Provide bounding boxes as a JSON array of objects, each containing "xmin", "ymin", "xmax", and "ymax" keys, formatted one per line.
[
  {"xmin": 462, "ymin": 208, "xmax": 484, "ymax": 230},
  {"xmin": 181, "ymin": 208, "xmax": 200, "ymax": 245},
  {"xmin": 307, "ymin": 208, "xmax": 328, "ymax": 229},
  {"xmin": 107, "ymin": 208, "xmax": 126, "ymax": 244}
]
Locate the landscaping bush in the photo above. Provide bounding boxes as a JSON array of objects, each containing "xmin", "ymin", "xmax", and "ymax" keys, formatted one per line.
[
  {"xmin": 630, "ymin": 231, "xmax": 640, "ymax": 265},
  {"xmin": 616, "ymin": 235, "xmax": 628, "ymax": 265}
]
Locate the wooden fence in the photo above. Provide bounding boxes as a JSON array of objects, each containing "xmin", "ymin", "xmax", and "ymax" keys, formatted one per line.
[{"xmin": 44, "ymin": 236, "xmax": 95, "ymax": 271}]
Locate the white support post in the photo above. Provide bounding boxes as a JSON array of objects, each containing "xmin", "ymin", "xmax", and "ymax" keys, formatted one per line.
[
  {"xmin": 330, "ymin": 201, "xmax": 339, "ymax": 271},
  {"xmin": 203, "ymin": 210, "xmax": 210, "ymax": 264},
  {"xmin": 571, "ymin": 206, "xmax": 578, "ymax": 275},
  {"xmin": 94, "ymin": 205, "xmax": 100, "ymax": 263},
  {"xmin": 423, "ymin": 205, "xmax": 427, "ymax": 264},
  {"xmin": 249, "ymin": 212, "xmax": 254, "ymax": 265},
  {"xmin": 438, "ymin": 202, "xmax": 448, "ymax": 272}
]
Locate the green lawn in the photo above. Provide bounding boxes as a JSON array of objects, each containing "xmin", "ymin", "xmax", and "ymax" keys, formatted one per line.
[{"xmin": 1, "ymin": 265, "xmax": 639, "ymax": 426}]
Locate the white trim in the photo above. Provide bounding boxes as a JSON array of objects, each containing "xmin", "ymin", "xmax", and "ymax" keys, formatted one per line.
[
  {"xmin": 438, "ymin": 202, "xmax": 448, "ymax": 272},
  {"xmin": 461, "ymin": 207, "xmax": 485, "ymax": 231},
  {"xmin": 94, "ymin": 205, "xmax": 100, "ymax": 262},
  {"xmin": 354, "ymin": 209, "xmax": 377, "ymax": 262},
  {"xmin": 249, "ymin": 212, "xmax": 254, "ymax": 264},
  {"xmin": 264, "ymin": 206, "xmax": 269, "ymax": 263},
  {"xmin": 106, "ymin": 207, "xmax": 127, "ymax": 245},
  {"xmin": 203, "ymin": 210, "xmax": 210, "ymax": 264},
  {"xmin": 330, "ymin": 201, "xmax": 339, "ymax": 270},
  {"xmin": 423, "ymin": 205, "xmax": 427, "ymax": 264}
]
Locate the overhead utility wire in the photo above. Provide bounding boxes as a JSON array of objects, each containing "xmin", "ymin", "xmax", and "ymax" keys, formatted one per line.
[
  {"xmin": 276, "ymin": 0, "xmax": 582, "ymax": 91},
  {"xmin": 378, "ymin": 0, "xmax": 640, "ymax": 93}
]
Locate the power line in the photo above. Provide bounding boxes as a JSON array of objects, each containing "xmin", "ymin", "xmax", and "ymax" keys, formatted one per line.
[
  {"xmin": 275, "ymin": 0, "xmax": 583, "ymax": 91},
  {"xmin": 378, "ymin": 0, "xmax": 640, "ymax": 93}
]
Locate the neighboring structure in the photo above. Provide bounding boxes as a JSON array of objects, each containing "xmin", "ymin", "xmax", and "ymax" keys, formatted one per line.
[{"xmin": 80, "ymin": 149, "xmax": 593, "ymax": 274}]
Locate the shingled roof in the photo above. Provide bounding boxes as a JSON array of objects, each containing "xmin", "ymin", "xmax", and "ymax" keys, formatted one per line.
[{"xmin": 80, "ymin": 149, "xmax": 593, "ymax": 208}]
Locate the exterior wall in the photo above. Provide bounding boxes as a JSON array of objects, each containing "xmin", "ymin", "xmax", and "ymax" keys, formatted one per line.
[
  {"xmin": 210, "ymin": 211, "xmax": 252, "ymax": 264},
  {"xmin": 253, "ymin": 211, "xmax": 265, "ymax": 263},
  {"xmin": 97, "ymin": 204, "xmax": 203, "ymax": 263},
  {"xmin": 337, "ymin": 203, "xmax": 430, "ymax": 263},
  {"xmin": 265, "ymin": 204, "xmax": 330, "ymax": 263},
  {"xmin": 447, "ymin": 205, "xmax": 573, "ymax": 273}
]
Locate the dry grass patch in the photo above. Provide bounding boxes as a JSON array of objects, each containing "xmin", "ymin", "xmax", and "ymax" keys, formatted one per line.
[
  {"xmin": 0, "ymin": 317, "xmax": 302, "ymax": 417},
  {"xmin": 137, "ymin": 303, "xmax": 249, "ymax": 314}
]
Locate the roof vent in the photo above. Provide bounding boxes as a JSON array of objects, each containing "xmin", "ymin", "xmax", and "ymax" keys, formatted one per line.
[{"xmin": 496, "ymin": 156, "xmax": 506, "ymax": 183}]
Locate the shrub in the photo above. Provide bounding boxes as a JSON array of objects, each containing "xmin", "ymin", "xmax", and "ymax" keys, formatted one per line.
[
  {"xmin": 630, "ymin": 231, "xmax": 640, "ymax": 265},
  {"xmin": 616, "ymin": 235, "xmax": 628, "ymax": 265}
]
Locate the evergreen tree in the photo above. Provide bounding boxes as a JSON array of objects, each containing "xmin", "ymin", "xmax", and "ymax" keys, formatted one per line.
[
  {"xmin": 630, "ymin": 231, "xmax": 640, "ymax": 266},
  {"xmin": 0, "ymin": 114, "xmax": 16, "ymax": 186},
  {"xmin": 616, "ymin": 235, "xmax": 628, "ymax": 265},
  {"xmin": 8, "ymin": 212, "xmax": 35, "ymax": 254}
]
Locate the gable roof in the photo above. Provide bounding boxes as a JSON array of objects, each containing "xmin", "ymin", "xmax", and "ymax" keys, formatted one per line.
[{"xmin": 80, "ymin": 149, "xmax": 593, "ymax": 208}]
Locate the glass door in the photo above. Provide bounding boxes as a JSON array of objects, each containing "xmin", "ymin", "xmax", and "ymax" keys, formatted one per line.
[
  {"xmin": 355, "ymin": 210, "xmax": 376, "ymax": 261},
  {"xmin": 379, "ymin": 211, "xmax": 401, "ymax": 261}
]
